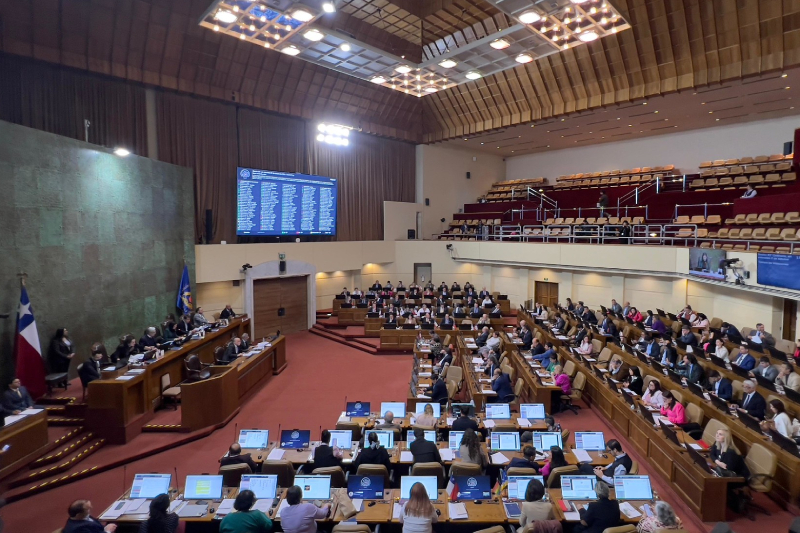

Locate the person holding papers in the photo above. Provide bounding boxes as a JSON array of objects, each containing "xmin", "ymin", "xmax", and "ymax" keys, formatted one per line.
[
  {"xmin": 540, "ymin": 446, "xmax": 568, "ymax": 481},
  {"xmin": 352, "ymin": 432, "xmax": 392, "ymax": 471},
  {"xmin": 575, "ymin": 481, "xmax": 620, "ymax": 533},
  {"xmin": 491, "ymin": 369, "xmax": 513, "ymax": 403},
  {"xmin": 2, "ymin": 378, "xmax": 36, "ymax": 414},
  {"xmin": 519, "ymin": 478, "xmax": 554, "ymax": 525},
  {"xmin": 219, "ymin": 490, "xmax": 273, "ymax": 533},
  {"xmin": 220, "ymin": 443, "xmax": 258, "ymax": 472},
  {"xmin": 399, "ymin": 483, "xmax": 438, "ymax": 533},
  {"xmin": 63, "ymin": 500, "xmax": 117, "ymax": 533},
  {"xmin": 458, "ymin": 428, "xmax": 488, "ymax": 472},
  {"xmin": 280, "ymin": 486, "xmax": 329, "ymax": 533},
  {"xmin": 593, "ymin": 440, "xmax": 631, "ymax": 484},
  {"xmin": 409, "ymin": 428, "xmax": 442, "ymax": 464},
  {"xmin": 659, "ymin": 391, "xmax": 687, "ymax": 425},
  {"xmin": 138, "ymin": 494, "xmax": 178, "ymax": 533}
]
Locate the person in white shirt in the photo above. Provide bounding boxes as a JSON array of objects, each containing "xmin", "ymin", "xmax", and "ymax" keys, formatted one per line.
[
  {"xmin": 714, "ymin": 338, "xmax": 730, "ymax": 363},
  {"xmin": 761, "ymin": 399, "xmax": 793, "ymax": 438},
  {"xmin": 642, "ymin": 379, "xmax": 664, "ymax": 408}
]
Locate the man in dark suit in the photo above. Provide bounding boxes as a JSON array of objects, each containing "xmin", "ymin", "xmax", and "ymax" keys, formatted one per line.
[
  {"xmin": 706, "ymin": 370, "xmax": 733, "ymax": 401},
  {"xmin": 2, "ymin": 378, "xmax": 36, "ymax": 415},
  {"xmin": 409, "ymin": 428, "xmax": 442, "ymax": 464},
  {"xmin": 220, "ymin": 443, "xmax": 258, "ymax": 472},
  {"xmin": 491, "ymin": 369, "xmax": 514, "ymax": 402},
  {"xmin": 223, "ymin": 338, "xmax": 242, "ymax": 362},
  {"xmin": 678, "ymin": 354, "xmax": 704, "ymax": 385},
  {"xmin": 736, "ymin": 379, "xmax": 767, "ymax": 420},
  {"xmin": 78, "ymin": 352, "xmax": 103, "ymax": 387}
]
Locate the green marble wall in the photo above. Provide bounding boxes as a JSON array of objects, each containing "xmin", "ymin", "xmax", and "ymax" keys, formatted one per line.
[{"xmin": 0, "ymin": 120, "xmax": 195, "ymax": 383}]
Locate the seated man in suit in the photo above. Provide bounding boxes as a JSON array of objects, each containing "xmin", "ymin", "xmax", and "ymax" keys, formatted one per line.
[
  {"xmin": 678, "ymin": 354, "xmax": 704, "ymax": 385},
  {"xmin": 222, "ymin": 338, "xmax": 243, "ymax": 362},
  {"xmin": 749, "ymin": 356, "xmax": 779, "ymax": 382},
  {"xmin": 491, "ymin": 368, "xmax": 514, "ymax": 402},
  {"xmin": 409, "ymin": 428, "xmax": 442, "ymax": 464},
  {"xmin": 138, "ymin": 327, "xmax": 159, "ymax": 351},
  {"xmin": 732, "ymin": 344, "xmax": 756, "ymax": 371},
  {"xmin": 2, "ymin": 378, "xmax": 37, "ymax": 415},
  {"xmin": 78, "ymin": 352, "xmax": 103, "ymax": 387},
  {"xmin": 678, "ymin": 326, "xmax": 698, "ymax": 347},
  {"xmin": 735, "ymin": 379, "xmax": 767, "ymax": 420},
  {"xmin": 705, "ymin": 370, "xmax": 733, "ymax": 401},
  {"xmin": 219, "ymin": 304, "xmax": 236, "ymax": 320},
  {"xmin": 220, "ymin": 442, "xmax": 258, "ymax": 472}
]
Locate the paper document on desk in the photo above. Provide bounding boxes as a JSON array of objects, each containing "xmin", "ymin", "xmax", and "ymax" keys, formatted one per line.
[
  {"xmin": 215, "ymin": 499, "xmax": 236, "ymax": 516},
  {"xmin": 472, "ymin": 357, "xmax": 484, "ymax": 364},
  {"xmin": 393, "ymin": 503, "xmax": 403, "ymax": 519},
  {"xmin": 440, "ymin": 449, "xmax": 455, "ymax": 461},
  {"xmin": 491, "ymin": 452, "xmax": 510, "ymax": 465},
  {"xmin": 483, "ymin": 419, "xmax": 496, "ymax": 428},
  {"xmin": 619, "ymin": 502, "xmax": 642, "ymax": 518},
  {"xmin": 449, "ymin": 502, "xmax": 468, "ymax": 519},
  {"xmin": 517, "ymin": 418, "xmax": 531, "ymax": 427},
  {"xmin": 267, "ymin": 448, "xmax": 286, "ymax": 460},
  {"xmin": 400, "ymin": 451, "xmax": 414, "ymax": 462},
  {"xmin": 99, "ymin": 500, "xmax": 130, "ymax": 519},
  {"xmin": 572, "ymin": 449, "xmax": 592, "ymax": 463},
  {"xmin": 276, "ymin": 499, "xmax": 291, "ymax": 518},
  {"xmin": 563, "ymin": 511, "xmax": 581, "ymax": 521}
]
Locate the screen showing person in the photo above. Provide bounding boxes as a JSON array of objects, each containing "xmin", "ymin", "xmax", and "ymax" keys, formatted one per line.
[
  {"xmin": 294, "ymin": 475, "xmax": 332, "ymax": 500},
  {"xmin": 613, "ymin": 475, "xmax": 653, "ymax": 500},
  {"xmin": 373, "ymin": 430, "xmax": 395, "ymax": 449},
  {"xmin": 406, "ymin": 430, "xmax": 437, "ymax": 448},
  {"xmin": 485, "ymin": 403, "xmax": 511, "ymax": 419},
  {"xmin": 380, "ymin": 402, "xmax": 406, "ymax": 419},
  {"xmin": 507, "ymin": 476, "xmax": 546, "ymax": 500},
  {"xmin": 346, "ymin": 401, "xmax": 371, "ymax": 416},
  {"xmin": 184, "ymin": 475, "xmax": 224, "ymax": 500},
  {"xmin": 452, "ymin": 476, "xmax": 492, "ymax": 500},
  {"xmin": 280, "ymin": 429, "xmax": 311, "ymax": 449},
  {"xmin": 414, "ymin": 403, "xmax": 441, "ymax": 417},
  {"xmin": 490, "ymin": 431, "xmax": 521, "ymax": 450},
  {"xmin": 130, "ymin": 474, "xmax": 171, "ymax": 499},
  {"xmin": 238, "ymin": 429, "xmax": 269, "ymax": 449},
  {"xmin": 688, "ymin": 248, "xmax": 726, "ymax": 280},
  {"xmin": 560, "ymin": 476, "xmax": 597, "ymax": 500},
  {"xmin": 327, "ymin": 430, "xmax": 353, "ymax": 449},
  {"xmin": 532, "ymin": 432, "xmax": 563, "ymax": 450},
  {"xmin": 347, "ymin": 475, "xmax": 385, "ymax": 499},
  {"xmin": 239, "ymin": 475, "xmax": 278, "ymax": 499},
  {"xmin": 448, "ymin": 431, "xmax": 464, "ymax": 450},
  {"xmin": 574, "ymin": 432, "xmax": 605, "ymax": 451},
  {"xmin": 519, "ymin": 404, "xmax": 546, "ymax": 419},
  {"xmin": 400, "ymin": 476, "xmax": 438, "ymax": 500}
]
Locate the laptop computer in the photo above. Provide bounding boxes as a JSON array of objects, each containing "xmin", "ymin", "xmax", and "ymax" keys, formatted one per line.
[
  {"xmin": 295, "ymin": 475, "xmax": 332, "ymax": 502},
  {"xmin": 399, "ymin": 476, "xmax": 439, "ymax": 502},
  {"xmin": 239, "ymin": 474, "xmax": 278, "ymax": 511},
  {"xmin": 560, "ymin": 476, "xmax": 597, "ymax": 500},
  {"xmin": 574, "ymin": 432, "xmax": 605, "ymax": 451},
  {"xmin": 280, "ymin": 429, "xmax": 311, "ymax": 449},
  {"xmin": 347, "ymin": 475, "xmax": 385, "ymax": 499},
  {"xmin": 346, "ymin": 401, "xmax": 371, "ymax": 417},
  {"xmin": 451, "ymin": 476, "xmax": 492, "ymax": 501},
  {"xmin": 238, "ymin": 429, "xmax": 269, "ymax": 450},
  {"xmin": 130, "ymin": 473, "xmax": 171, "ymax": 499},
  {"xmin": 613, "ymin": 475, "xmax": 654, "ymax": 500}
]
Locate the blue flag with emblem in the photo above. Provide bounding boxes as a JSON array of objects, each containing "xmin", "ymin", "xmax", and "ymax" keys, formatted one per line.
[{"xmin": 177, "ymin": 265, "xmax": 192, "ymax": 314}]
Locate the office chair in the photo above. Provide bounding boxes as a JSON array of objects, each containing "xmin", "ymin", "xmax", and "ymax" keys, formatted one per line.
[
  {"xmin": 356, "ymin": 464, "xmax": 392, "ymax": 488},
  {"xmin": 546, "ymin": 465, "xmax": 578, "ymax": 489},
  {"xmin": 449, "ymin": 462, "xmax": 482, "ymax": 477},
  {"xmin": 311, "ymin": 466, "xmax": 346, "ymax": 488},
  {"xmin": 261, "ymin": 460, "xmax": 295, "ymax": 487},
  {"xmin": 160, "ymin": 374, "xmax": 181, "ymax": 410},
  {"xmin": 410, "ymin": 462, "xmax": 446, "ymax": 489},
  {"xmin": 184, "ymin": 354, "xmax": 211, "ymax": 382},
  {"xmin": 218, "ymin": 463, "xmax": 251, "ymax": 487}
]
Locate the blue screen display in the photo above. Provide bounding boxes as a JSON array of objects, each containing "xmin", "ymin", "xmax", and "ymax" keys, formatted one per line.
[
  {"xmin": 236, "ymin": 167, "xmax": 337, "ymax": 236},
  {"xmin": 758, "ymin": 253, "xmax": 800, "ymax": 291}
]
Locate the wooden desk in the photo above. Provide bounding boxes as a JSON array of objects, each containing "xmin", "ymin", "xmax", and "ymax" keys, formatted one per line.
[{"xmin": 0, "ymin": 410, "xmax": 49, "ymax": 480}]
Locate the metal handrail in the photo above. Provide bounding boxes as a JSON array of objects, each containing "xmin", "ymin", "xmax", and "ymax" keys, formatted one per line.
[{"xmin": 673, "ymin": 202, "xmax": 734, "ymax": 219}]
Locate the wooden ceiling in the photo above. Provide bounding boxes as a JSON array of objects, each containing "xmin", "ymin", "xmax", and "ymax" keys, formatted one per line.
[{"xmin": 1, "ymin": 0, "xmax": 800, "ymax": 147}]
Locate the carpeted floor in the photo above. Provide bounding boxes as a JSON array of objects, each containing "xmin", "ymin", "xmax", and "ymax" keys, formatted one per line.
[{"xmin": 5, "ymin": 331, "xmax": 796, "ymax": 532}]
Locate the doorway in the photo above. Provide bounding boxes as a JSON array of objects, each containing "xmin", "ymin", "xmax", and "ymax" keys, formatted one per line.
[
  {"xmin": 534, "ymin": 281, "xmax": 559, "ymax": 308},
  {"xmin": 414, "ymin": 263, "xmax": 432, "ymax": 286},
  {"xmin": 252, "ymin": 275, "xmax": 309, "ymax": 338}
]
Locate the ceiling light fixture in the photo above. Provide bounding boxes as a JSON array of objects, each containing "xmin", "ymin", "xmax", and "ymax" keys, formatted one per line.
[
  {"xmin": 579, "ymin": 31, "xmax": 599, "ymax": 42},
  {"xmin": 322, "ymin": 2, "xmax": 336, "ymax": 13},
  {"xmin": 490, "ymin": 39, "xmax": 510, "ymax": 50},
  {"xmin": 466, "ymin": 71, "xmax": 482, "ymax": 80},
  {"xmin": 214, "ymin": 10, "xmax": 237, "ymax": 24},
  {"xmin": 439, "ymin": 59, "xmax": 457, "ymax": 69},
  {"xmin": 516, "ymin": 53, "xmax": 533, "ymax": 64},
  {"xmin": 281, "ymin": 45, "xmax": 300, "ymax": 56},
  {"xmin": 396, "ymin": 65, "xmax": 413, "ymax": 74},
  {"xmin": 291, "ymin": 9, "xmax": 314, "ymax": 22},
  {"xmin": 370, "ymin": 76, "xmax": 386, "ymax": 84},
  {"xmin": 303, "ymin": 29, "xmax": 324, "ymax": 41},
  {"xmin": 519, "ymin": 10, "xmax": 541, "ymax": 24}
]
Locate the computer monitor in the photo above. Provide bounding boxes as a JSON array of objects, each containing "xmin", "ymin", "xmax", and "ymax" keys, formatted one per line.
[
  {"xmin": 560, "ymin": 475, "xmax": 597, "ymax": 500},
  {"xmin": 574, "ymin": 432, "xmax": 605, "ymax": 451},
  {"xmin": 372, "ymin": 430, "xmax": 395, "ymax": 449},
  {"xmin": 490, "ymin": 432, "xmax": 521, "ymax": 451},
  {"xmin": 532, "ymin": 432, "xmax": 563, "ymax": 450},
  {"xmin": 346, "ymin": 402, "xmax": 371, "ymax": 417},
  {"xmin": 406, "ymin": 430, "xmax": 437, "ymax": 448},
  {"xmin": 415, "ymin": 403, "xmax": 441, "ymax": 417},
  {"xmin": 130, "ymin": 473, "xmax": 171, "ymax": 499},
  {"xmin": 183, "ymin": 475, "xmax": 224, "ymax": 500},
  {"xmin": 347, "ymin": 475, "xmax": 385, "ymax": 499},
  {"xmin": 613, "ymin": 475, "xmax": 653, "ymax": 500},
  {"xmin": 507, "ymin": 475, "xmax": 545, "ymax": 500},
  {"xmin": 294, "ymin": 476, "xmax": 332, "ymax": 500},
  {"xmin": 280, "ymin": 429, "xmax": 311, "ymax": 449},
  {"xmin": 327, "ymin": 430, "xmax": 353, "ymax": 449},
  {"xmin": 380, "ymin": 402, "xmax": 406, "ymax": 419},
  {"xmin": 400, "ymin": 476, "xmax": 438, "ymax": 500},
  {"xmin": 238, "ymin": 429, "xmax": 269, "ymax": 449},
  {"xmin": 452, "ymin": 476, "xmax": 492, "ymax": 500},
  {"xmin": 519, "ymin": 404, "xmax": 546, "ymax": 420},
  {"xmin": 448, "ymin": 431, "xmax": 464, "ymax": 450},
  {"xmin": 485, "ymin": 403, "xmax": 511, "ymax": 419},
  {"xmin": 239, "ymin": 475, "xmax": 278, "ymax": 499}
]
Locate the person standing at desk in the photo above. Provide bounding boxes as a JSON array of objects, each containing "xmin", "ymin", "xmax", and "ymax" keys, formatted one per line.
[
  {"xmin": 63, "ymin": 500, "xmax": 117, "ymax": 533},
  {"xmin": 219, "ymin": 490, "xmax": 272, "ymax": 533},
  {"xmin": 138, "ymin": 494, "xmax": 179, "ymax": 533},
  {"xmin": 280, "ymin": 486, "xmax": 329, "ymax": 533},
  {"xmin": 353, "ymin": 432, "xmax": 392, "ymax": 471},
  {"xmin": 49, "ymin": 328, "xmax": 76, "ymax": 374},
  {"xmin": 409, "ymin": 428, "xmax": 442, "ymax": 464},
  {"xmin": 220, "ymin": 443, "xmax": 258, "ymax": 472},
  {"xmin": 575, "ymin": 481, "xmax": 619, "ymax": 533},
  {"xmin": 2, "ymin": 378, "xmax": 37, "ymax": 414}
]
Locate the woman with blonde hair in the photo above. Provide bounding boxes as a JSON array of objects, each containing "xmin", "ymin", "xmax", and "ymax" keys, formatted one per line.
[{"xmin": 400, "ymin": 482, "xmax": 438, "ymax": 533}]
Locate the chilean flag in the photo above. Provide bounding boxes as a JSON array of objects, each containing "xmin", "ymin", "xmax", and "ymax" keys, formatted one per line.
[{"xmin": 14, "ymin": 286, "xmax": 46, "ymax": 399}]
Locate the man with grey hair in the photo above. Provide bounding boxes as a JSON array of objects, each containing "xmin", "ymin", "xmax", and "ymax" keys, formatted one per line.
[
  {"xmin": 736, "ymin": 379, "xmax": 767, "ymax": 420},
  {"xmin": 139, "ymin": 327, "xmax": 159, "ymax": 351},
  {"xmin": 576, "ymin": 481, "xmax": 619, "ymax": 533}
]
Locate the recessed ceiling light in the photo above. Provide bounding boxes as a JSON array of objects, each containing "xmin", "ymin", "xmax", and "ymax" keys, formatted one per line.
[
  {"xmin": 579, "ymin": 31, "xmax": 599, "ymax": 42},
  {"xmin": 281, "ymin": 45, "xmax": 300, "ymax": 56},
  {"xmin": 516, "ymin": 53, "xmax": 534, "ymax": 64},
  {"xmin": 424, "ymin": 86, "xmax": 438, "ymax": 93},
  {"xmin": 340, "ymin": 43, "xmax": 351, "ymax": 52},
  {"xmin": 490, "ymin": 39, "xmax": 510, "ymax": 50},
  {"xmin": 303, "ymin": 29, "xmax": 324, "ymax": 41},
  {"xmin": 439, "ymin": 59, "xmax": 457, "ymax": 69},
  {"xmin": 322, "ymin": 2, "xmax": 336, "ymax": 13},
  {"xmin": 396, "ymin": 65, "xmax": 412, "ymax": 74},
  {"xmin": 214, "ymin": 10, "xmax": 237, "ymax": 23},
  {"xmin": 519, "ymin": 10, "xmax": 541, "ymax": 24},
  {"xmin": 370, "ymin": 76, "xmax": 386, "ymax": 84},
  {"xmin": 466, "ymin": 71, "xmax": 482, "ymax": 80},
  {"xmin": 292, "ymin": 9, "xmax": 314, "ymax": 22}
]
